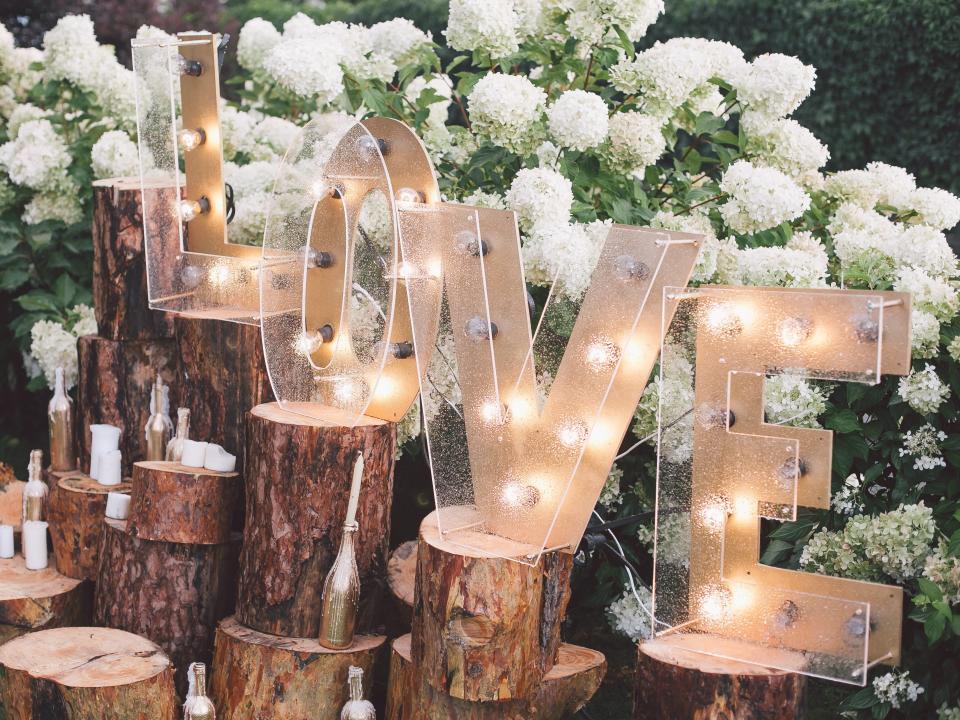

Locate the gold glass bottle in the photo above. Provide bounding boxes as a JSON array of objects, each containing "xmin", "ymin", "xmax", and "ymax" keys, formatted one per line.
[
  {"xmin": 166, "ymin": 408, "xmax": 191, "ymax": 462},
  {"xmin": 185, "ymin": 663, "xmax": 216, "ymax": 719},
  {"xmin": 22, "ymin": 449, "xmax": 48, "ymax": 522},
  {"xmin": 145, "ymin": 374, "xmax": 172, "ymax": 461},
  {"xmin": 47, "ymin": 367, "xmax": 75, "ymax": 471},
  {"xmin": 339, "ymin": 665, "xmax": 376, "ymax": 720}
]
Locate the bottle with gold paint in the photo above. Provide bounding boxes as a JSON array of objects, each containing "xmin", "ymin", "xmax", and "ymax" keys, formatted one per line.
[
  {"xmin": 47, "ymin": 367, "xmax": 75, "ymax": 471},
  {"xmin": 339, "ymin": 665, "xmax": 376, "ymax": 720},
  {"xmin": 184, "ymin": 662, "xmax": 216, "ymax": 719},
  {"xmin": 166, "ymin": 408, "xmax": 191, "ymax": 462},
  {"xmin": 145, "ymin": 374, "xmax": 172, "ymax": 461},
  {"xmin": 22, "ymin": 449, "xmax": 47, "ymax": 523}
]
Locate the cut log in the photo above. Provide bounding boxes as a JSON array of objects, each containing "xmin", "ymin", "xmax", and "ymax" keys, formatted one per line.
[
  {"xmin": 49, "ymin": 474, "xmax": 132, "ymax": 580},
  {"xmin": 172, "ymin": 316, "xmax": 273, "ymax": 477},
  {"xmin": 236, "ymin": 402, "xmax": 395, "ymax": 638},
  {"xmin": 44, "ymin": 468, "xmax": 79, "ymax": 494},
  {"xmin": 210, "ymin": 616, "xmax": 385, "ymax": 719},
  {"xmin": 0, "ymin": 626, "xmax": 177, "ymax": 719},
  {"xmin": 386, "ymin": 540, "xmax": 417, "ymax": 632},
  {"xmin": 94, "ymin": 518, "xmax": 240, "ymax": 694},
  {"xmin": 0, "ymin": 463, "xmax": 24, "ymax": 530},
  {"xmin": 410, "ymin": 510, "xmax": 574, "ymax": 702},
  {"xmin": 92, "ymin": 178, "xmax": 175, "ymax": 341},
  {"xmin": 386, "ymin": 634, "xmax": 604, "ymax": 720},
  {"xmin": 0, "ymin": 555, "xmax": 92, "ymax": 631},
  {"xmin": 76, "ymin": 335, "xmax": 179, "ymax": 476},
  {"xmin": 127, "ymin": 461, "xmax": 240, "ymax": 544},
  {"xmin": 633, "ymin": 635, "xmax": 806, "ymax": 720}
]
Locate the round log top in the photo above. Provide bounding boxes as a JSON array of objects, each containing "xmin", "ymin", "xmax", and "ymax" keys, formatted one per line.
[
  {"xmin": 420, "ymin": 508, "xmax": 552, "ymax": 561},
  {"xmin": 251, "ymin": 401, "xmax": 387, "ymax": 428},
  {"xmin": 0, "ymin": 627, "xmax": 170, "ymax": 687},
  {"xmin": 58, "ymin": 474, "xmax": 132, "ymax": 493},
  {"xmin": 134, "ymin": 460, "xmax": 238, "ymax": 478},
  {"xmin": 219, "ymin": 616, "xmax": 385, "ymax": 654},
  {"xmin": 0, "ymin": 555, "xmax": 82, "ymax": 601},
  {"xmin": 640, "ymin": 634, "xmax": 794, "ymax": 676}
]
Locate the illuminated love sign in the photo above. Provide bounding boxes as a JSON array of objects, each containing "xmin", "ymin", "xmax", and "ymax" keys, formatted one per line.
[{"xmin": 652, "ymin": 286, "xmax": 911, "ymax": 684}]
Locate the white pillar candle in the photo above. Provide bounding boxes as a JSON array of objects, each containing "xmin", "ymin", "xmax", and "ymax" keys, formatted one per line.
[
  {"xmin": 203, "ymin": 444, "xmax": 236, "ymax": 473},
  {"xmin": 345, "ymin": 452, "xmax": 364, "ymax": 526},
  {"xmin": 22, "ymin": 520, "xmax": 48, "ymax": 570},
  {"xmin": 105, "ymin": 492, "xmax": 131, "ymax": 520},
  {"xmin": 98, "ymin": 449, "xmax": 123, "ymax": 487},
  {"xmin": 181, "ymin": 440, "xmax": 208, "ymax": 468},
  {"xmin": 89, "ymin": 424, "xmax": 121, "ymax": 480},
  {"xmin": 0, "ymin": 525, "xmax": 13, "ymax": 558}
]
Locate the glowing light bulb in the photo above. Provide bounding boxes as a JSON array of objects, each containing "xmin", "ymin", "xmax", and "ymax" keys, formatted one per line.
[
  {"xmin": 502, "ymin": 481, "xmax": 540, "ymax": 509},
  {"xmin": 207, "ymin": 264, "xmax": 230, "ymax": 286},
  {"xmin": 557, "ymin": 420, "xmax": 588, "ymax": 448},
  {"xmin": 730, "ymin": 583, "xmax": 755, "ymax": 612},
  {"xmin": 700, "ymin": 499, "xmax": 728, "ymax": 532},
  {"xmin": 778, "ymin": 317, "xmax": 812, "ymax": 347},
  {"xmin": 733, "ymin": 495, "xmax": 755, "ymax": 520},
  {"xmin": 395, "ymin": 261, "xmax": 418, "ymax": 278},
  {"xmin": 178, "ymin": 128, "xmax": 206, "ymax": 152},
  {"xmin": 705, "ymin": 303, "xmax": 743, "ymax": 337},
  {"xmin": 588, "ymin": 420, "xmax": 615, "ymax": 447},
  {"xmin": 333, "ymin": 377, "xmax": 364, "ymax": 403},
  {"xmin": 507, "ymin": 396, "xmax": 534, "ymax": 423},
  {"xmin": 479, "ymin": 399, "xmax": 504, "ymax": 425},
  {"xmin": 179, "ymin": 198, "xmax": 209, "ymax": 222},
  {"xmin": 623, "ymin": 337, "xmax": 645, "ymax": 367},
  {"xmin": 699, "ymin": 586, "xmax": 732, "ymax": 622},
  {"xmin": 374, "ymin": 376, "xmax": 397, "ymax": 398},
  {"xmin": 427, "ymin": 257, "xmax": 443, "ymax": 278},
  {"xmin": 294, "ymin": 331, "xmax": 323, "ymax": 356},
  {"xmin": 396, "ymin": 187, "xmax": 424, "ymax": 204},
  {"xmin": 584, "ymin": 337, "xmax": 620, "ymax": 372}
]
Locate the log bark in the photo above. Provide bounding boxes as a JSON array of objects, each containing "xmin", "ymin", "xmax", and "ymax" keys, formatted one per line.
[
  {"xmin": 386, "ymin": 540, "xmax": 417, "ymax": 633},
  {"xmin": 92, "ymin": 178, "xmax": 175, "ymax": 341},
  {"xmin": 236, "ymin": 402, "xmax": 395, "ymax": 638},
  {"xmin": 49, "ymin": 474, "xmax": 132, "ymax": 580},
  {"xmin": 127, "ymin": 461, "xmax": 240, "ymax": 544},
  {"xmin": 94, "ymin": 518, "xmax": 240, "ymax": 694},
  {"xmin": 633, "ymin": 635, "xmax": 806, "ymax": 720},
  {"xmin": 0, "ymin": 626, "xmax": 177, "ymax": 719},
  {"xmin": 172, "ymin": 316, "xmax": 273, "ymax": 477},
  {"xmin": 386, "ymin": 634, "xmax": 604, "ymax": 720},
  {"xmin": 76, "ymin": 335, "xmax": 179, "ymax": 477},
  {"xmin": 210, "ymin": 616, "xmax": 386, "ymax": 720},
  {"xmin": 0, "ymin": 555, "xmax": 92, "ymax": 630},
  {"xmin": 410, "ymin": 511, "xmax": 574, "ymax": 702}
]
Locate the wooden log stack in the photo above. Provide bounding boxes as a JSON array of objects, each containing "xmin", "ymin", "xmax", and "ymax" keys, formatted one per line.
[{"xmin": 0, "ymin": 555, "xmax": 92, "ymax": 645}]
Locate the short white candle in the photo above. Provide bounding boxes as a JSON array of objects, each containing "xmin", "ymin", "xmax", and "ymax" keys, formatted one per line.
[
  {"xmin": 181, "ymin": 440, "xmax": 208, "ymax": 468},
  {"xmin": 345, "ymin": 452, "xmax": 364, "ymax": 526},
  {"xmin": 0, "ymin": 525, "xmax": 13, "ymax": 558},
  {"xmin": 22, "ymin": 520, "xmax": 48, "ymax": 570},
  {"xmin": 98, "ymin": 449, "xmax": 123, "ymax": 486},
  {"xmin": 203, "ymin": 444, "xmax": 236, "ymax": 473},
  {"xmin": 89, "ymin": 424, "xmax": 121, "ymax": 480},
  {"xmin": 105, "ymin": 492, "xmax": 131, "ymax": 520}
]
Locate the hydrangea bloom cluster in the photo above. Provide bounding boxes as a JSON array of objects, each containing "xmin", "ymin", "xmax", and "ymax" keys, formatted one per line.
[
  {"xmin": 505, "ymin": 167, "xmax": 573, "ymax": 231},
  {"xmin": 729, "ymin": 53, "xmax": 816, "ymax": 118},
  {"xmin": 468, "ymin": 74, "xmax": 546, "ymax": 154},
  {"xmin": 556, "ymin": 0, "xmax": 664, "ymax": 44},
  {"xmin": 598, "ymin": 464, "xmax": 623, "ymax": 508},
  {"xmin": 872, "ymin": 670, "xmax": 925, "ymax": 710},
  {"xmin": 898, "ymin": 364, "xmax": 950, "ymax": 416},
  {"xmin": 547, "ymin": 90, "xmax": 609, "ymax": 151},
  {"xmin": 714, "ymin": 233, "xmax": 828, "ymax": 287},
  {"xmin": 718, "ymin": 161, "xmax": 811, "ymax": 234},
  {"xmin": 606, "ymin": 112, "xmax": 666, "ymax": 175},
  {"xmin": 606, "ymin": 586, "xmax": 654, "ymax": 642},
  {"xmin": 899, "ymin": 424, "xmax": 948, "ymax": 470},
  {"xmin": 831, "ymin": 473, "xmax": 866, "ymax": 516},
  {"xmin": 924, "ymin": 543, "xmax": 960, "ymax": 606},
  {"xmin": 446, "ymin": 0, "xmax": 522, "ymax": 58},
  {"xmin": 28, "ymin": 305, "xmax": 97, "ymax": 389},
  {"xmin": 521, "ymin": 220, "xmax": 609, "ymax": 299},
  {"xmin": 91, "ymin": 131, "xmax": 140, "ymax": 179},
  {"xmin": 763, "ymin": 373, "xmax": 829, "ymax": 428},
  {"xmin": 740, "ymin": 114, "xmax": 829, "ymax": 185}
]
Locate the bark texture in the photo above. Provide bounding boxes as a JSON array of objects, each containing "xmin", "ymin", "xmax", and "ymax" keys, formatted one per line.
[
  {"xmin": 76, "ymin": 335, "xmax": 179, "ymax": 477},
  {"xmin": 410, "ymin": 511, "xmax": 575, "ymax": 702},
  {"xmin": 0, "ymin": 626, "xmax": 177, "ymax": 719},
  {"xmin": 0, "ymin": 555, "xmax": 92, "ymax": 630},
  {"xmin": 210, "ymin": 616, "xmax": 386, "ymax": 720},
  {"xmin": 92, "ymin": 178, "xmax": 175, "ymax": 341},
  {"xmin": 633, "ymin": 636, "xmax": 806, "ymax": 720},
  {"xmin": 386, "ymin": 540, "xmax": 417, "ymax": 633},
  {"xmin": 0, "ymin": 471, "xmax": 24, "ymax": 529},
  {"xmin": 94, "ymin": 518, "xmax": 240, "ymax": 695},
  {"xmin": 127, "ymin": 461, "xmax": 240, "ymax": 544},
  {"xmin": 236, "ymin": 403, "xmax": 395, "ymax": 638},
  {"xmin": 49, "ymin": 474, "xmax": 131, "ymax": 580},
  {"xmin": 172, "ymin": 317, "xmax": 273, "ymax": 477},
  {"xmin": 386, "ymin": 634, "xmax": 604, "ymax": 720}
]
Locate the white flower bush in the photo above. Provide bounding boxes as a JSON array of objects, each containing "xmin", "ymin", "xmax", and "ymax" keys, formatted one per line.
[
  {"xmin": 505, "ymin": 167, "xmax": 574, "ymax": 231},
  {"xmin": 898, "ymin": 364, "xmax": 950, "ymax": 416},
  {"xmin": 718, "ymin": 160, "xmax": 811, "ymax": 234},
  {"xmin": 547, "ymin": 90, "xmax": 609, "ymax": 151}
]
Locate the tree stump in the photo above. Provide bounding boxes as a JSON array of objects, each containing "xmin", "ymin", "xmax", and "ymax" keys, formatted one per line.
[
  {"xmin": 410, "ymin": 510, "xmax": 575, "ymax": 702},
  {"xmin": 210, "ymin": 616, "xmax": 386, "ymax": 720},
  {"xmin": 0, "ymin": 626, "xmax": 177, "ymax": 719},
  {"xmin": 94, "ymin": 518, "xmax": 240, "ymax": 694},
  {"xmin": 127, "ymin": 461, "xmax": 240, "ymax": 544},
  {"xmin": 633, "ymin": 635, "xmax": 806, "ymax": 719},
  {"xmin": 236, "ymin": 402, "xmax": 395, "ymax": 638},
  {"xmin": 0, "ymin": 555, "xmax": 92, "ymax": 631},
  {"xmin": 386, "ymin": 634, "xmax": 605, "ymax": 720},
  {"xmin": 45, "ymin": 468, "xmax": 80, "ymax": 494},
  {"xmin": 173, "ymin": 316, "xmax": 273, "ymax": 477},
  {"xmin": 92, "ymin": 178, "xmax": 175, "ymax": 341},
  {"xmin": 49, "ymin": 474, "xmax": 132, "ymax": 580},
  {"xmin": 76, "ymin": 335, "xmax": 179, "ymax": 476},
  {"xmin": 0, "ymin": 465, "xmax": 24, "ymax": 530},
  {"xmin": 387, "ymin": 540, "xmax": 417, "ymax": 633}
]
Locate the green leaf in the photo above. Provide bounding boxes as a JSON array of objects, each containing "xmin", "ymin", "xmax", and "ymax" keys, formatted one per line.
[
  {"xmin": 925, "ymin": 611, "xmax": 947, "ymax": 643},
  {"xmin": 918, "ymin": 577, "xmax": 943, "ymax": 602},
  {"xmin": 52, "ymin": 274, "xmax": 77, "ymax": 305},
  {"xmin": 841, "ymin": 686, "xmax": 878, "ymax": 710},
  {"xmin": 825, "ymin": 408, "xmax": 860, "ymax": 433},
  {"xmin": 611, "ymin": 25, "xmax": 635, "ymax": 59}
]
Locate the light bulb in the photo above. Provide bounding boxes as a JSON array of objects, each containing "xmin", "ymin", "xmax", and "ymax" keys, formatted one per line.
[
  {"xmin": 502, "ymin": 481, "xmax": 540, "ymax": 509},
  {"xmin": 395, "ymin": 261, "xmax": 418, "ymax": 278},
  {"xmin": 778, "ymin": 317, "xmax": 812, "ymax": 347},
  {"xmin": 178, "ymin": 128, "xmax": 206, "ymax": 152},
  {"xmin": 207, "ymin": 264, "xmax": 230, "ymax": 286},
  {"xmin": 312, "ymin": 179, "xmax": 342, "ymax": 200},
  {"xmin": 843, "ymin": 609, "xmax": 867, "ymax": 641},
  {"xmin": 699, "ymin": 586, "xmax": 732, "ymax": 622},
  {"xmin": 357, "ymin": 135, "xmax": 386, "ymax": 157},
  {"xmin": 732, "ymin": 495, "xmax": 754, "ymax": 520},
  {"xmin": 464, "ymin": 316, "xmax": 497, "ymax": 342},
  {"xmin": 705, "ymin": 302, "xmax": 743, "ymax": 337},
  {"xmin": 454, "ymin": 230, "xmax": 488, "ymax": 257},
  {"xmin": 584, "ymin": 337, "xmax": 620, "ymax": 372},
  {"xmin": 333, "ymin": 377, "xmax": 365, "ymax": 403},
  {"xmin": 613, "ymin": 255, "xmax": 650, "ymax": 282},
  {"xmin": 479, "ymin": 399, "xmax": 505, "ymax": 425},
  {"xmin": 374, "ymin": 376, "xmax": 397, "ymax": 398},
  {"xmin": 306, "ymin": 248, "xmax": 334, "ymax": 269},
  {"xmin": 507, "ymin": 396, "xmax": 534, "ymax": 423},
  {"xmin": 852, "ymin": 315, "xmax": 879, "ymax": 343},
  {"xmin": 176, "ymin": 54, "xmax": 202, "ymax": 77},
  {"xmin": 557, "ymin": 420, "xmax": 587, "ymax": 448},
  {"xmin": 294, "ymin": 331, "xmax": 323, "ymax": 356},
  {"xmin": 700, "ymin": 499, "xmax": 728, "ymax": 532},
  {"xmin": 396, "ymin": 187, "xmax": 424, "ymax": 204},
  {"xmin": 179, "ymin": 197, "xmax": 209, "ymax": 222},
  {"xmin": 774, "ymin": 600, "xmax": 800, "ymax": 629},
  {"xmin": 426, "ymin": 257, "xmax": 443, "ymax": 278}
]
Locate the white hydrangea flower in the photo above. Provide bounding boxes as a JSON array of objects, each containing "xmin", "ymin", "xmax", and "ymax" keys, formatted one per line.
[
  {"xmin": 948, "ymin": 336, "xmax": 960, "ymax": 363},
  {"xmin": 651, "ymin": 210, "xmax": 720, "ymax": 282},
  {"xmin": 598, "ymin": 464, "xmax": 623, "ymax": 507},
  {"xmin": 633, "ymin": 344, "xmax": 695, "ymax": 463},
  {"xmin": 865, "ymin": 161, "xmax": 916, "ymax": 209},
  {"xmin": 763, "ymin": 373, "xmax": 828, "ymax": 428},
  {"xmin": 898, "ymin": 364, "xmax": 950, "ymax": 416},
  {"xmin": 741, "ymin": 114, "xmax": 829, "ymax": 184},
  {"xmin": 369, "ymin": 18, "xmax": 433, "ymax": 66},
  {"xmin": 558, "ymin": 0, "xmax": 664, "ymax": 44},
  {"xmin": 396, "ymin": 400, "xmax": 422, "ymax": 457},
  {"xmin": 29, "ymin": 309, "xmax": 95, "ymax": 389},
  {"xmin": 91, "ymin": 130, "xmax": 139, "ymax": 179},
  {"xmin": 547, "ymin": 90, "xmax": 608, "ymax": 151},
  {"xmin": 894, "ymin": 267, "xmax": 959, "ymax": 322},
  {"xmin": 522, "ymin": 220, "xmax": 609, "ymax": 299},
  {"xmin": 828, "ymin": 203, "xmax": 901, "ymax": 286},
  {"xmin": 939, "ymin": 705, "xmax": 960, "ymax": 720},
  {"xmin": 908, "ymin": 186, "xmax": 960, "ymax": 231},
  {"xmin": 9, "ymin": 47, "xmax": 44, "ymax": 99},
  {"xmin": 7, "ymin": 103, "xmax": 49, "ymax": 138},
  {"xmin": 897, "ymin": 225, "xmax": 959, "ymax": 279},
  {"xmin": 262, "ymin": 39, "xmax": 344, "ymax": 104},
  {"xmin": 606, "ymin": 586, "xmax": 653, "ymax": 642},
  {"xmin": 72, "ymin": 304, "xmax": 97, "ymax": 337},
  {"xmin": 506, "ymin": 167, "xmax": 573, "ymax": 231},
  {"xmin": 910, "ymin": 309, "xmax": 941, "ymax": 359},
  {"xmin": 251, "ymin": 116, "xmax": 299, "ymax": 160},
  {"xmin": 445, "ymin": 0, "xmax": 520, "ymax": 58},
  {"xmin": 718, "ymin": 160, "xmax": 811, "ymax": 235},
  {"xmin": 468, "ymin": 73, "xmax": 546, "ymax": 154},
  {"xmin": 924, "ymin": 544, "xmax": 960, "ymax": 606},
  {"xmin": 728, "ymin": 53, "xmax": 816, "ymax": 118},
  {"xmin": 535, "ymin": 140, "xmax": 561, "ymax": 168},
  {"xmin": 460, "ymin": 188, "xmax": 506, "ymax": 209},
  {"xmin": 0, "ymin": 118, "xmax": 71, "ymax": 191},
  {"xmin": 872, "ymin": 670, "xmax": 925, "ymax": 710},
  {"xmin": 824, "ymin": 169, "xmax": 881, "ymax": 209},
  {"xmin": 237, "ymin": 18, "xmax": 281, "ymax": 73},
  {"xmin": 225, "ymin": 160, "xmax": 279, "ymax": 197},
  {"xmin": 900, "ymin": 424, "xmax": 947, "ymax": 470},
  {"xmin": 714, "ymin": 236, "xmax": 828, "ymax": 288},
  {"xmin": 831, "ymin": 474, "xmax": 865, "ymax": 516},
  {"xmin": 22, "ymin": 191, "xmax": 83, "ymax": 226},
  {"xmin": 513, "ymin": 0, "xmax": 548, "ymax": 38},
  {"xmin": 0, "ymin": 22, "xmax": 14, "ymax": 77},
  {"xmin": 220, "ymin": 105, "xmax": 261, "ymax": 161},
  {"xmin": 606, "ymin": 111, "xmax": 665, "ymax": 174}
]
